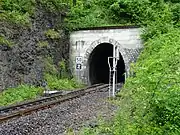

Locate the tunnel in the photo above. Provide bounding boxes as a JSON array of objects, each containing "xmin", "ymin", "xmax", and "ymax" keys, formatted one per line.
[{"xmin": 88, "ymin": 43, "xmax": 125, "ymax": 85}]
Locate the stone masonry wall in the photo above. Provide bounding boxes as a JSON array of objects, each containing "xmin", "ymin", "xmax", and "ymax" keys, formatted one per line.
[{"xmin": 70, "ymin": 27, "xmax": 143, "ymax": 84}]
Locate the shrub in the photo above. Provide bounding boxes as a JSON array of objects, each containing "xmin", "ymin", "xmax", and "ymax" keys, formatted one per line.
[
  {"xmin": 44, "ymin": 29, "xmax": 61, "ymax": 39},
  {"xmin": 68, "ymin": 1, "xmax": 180, "ymax": 135},
  {"xmin": 67, "ymin": 0, "xmax": 178, "ymax": 30},
  {"xmin": 38, "ymin": 0, "xmax": 68, "ymax": 12},
  {"xmin": 170, "ymin": 3, "xmax": 180, "ymax": 26},
  {"xmin": 111, "ymin": 28, "xmax": 180, "ymax": 135},
  {"xmin": 37, "ymin": 41, "xmax": 49, "ymax": 48},
  {"xmin": 44, "ymin": 73, "xmax": 84, "ymax": 90},
  {"xmin": 43, "ymin": 57, "xmax": 58, "ymax": 75},
  {"xmin": 0, "ymin": 0, "xmax": 69, "ymax": 25},
  {"xmin": 66, "ymin": 0, "xmax": 115, "ymax": 30},
  {"xmin": 83, "ymin": 29, "xmax": 180, "ymax": 135},
  {"xmin": 0, "ymin": 85, "xmax": 43, "ymax": 106},
  {"xmin": 58, "ymin": 59, "xmax": 69, "ymax": 78},
  {"xmin": 0, "ymin": 0, "xmax": 35, "ymax": 25}
]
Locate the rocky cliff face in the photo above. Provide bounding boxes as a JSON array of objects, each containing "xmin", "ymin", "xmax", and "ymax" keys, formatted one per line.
[{"xmin": 0, "ymin": 5, "xmax": 69, "ymax": 91}]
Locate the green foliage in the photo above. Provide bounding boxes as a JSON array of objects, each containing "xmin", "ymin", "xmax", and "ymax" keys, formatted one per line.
[
  {"xmin": 0, "ymin": 0, "xmax": 69, "ymax": 25},
  {"xmin": 0, "ymin": 0, "xmax": 35, "ymax": 25},
  {"xmin": 66, "ymin": 0, "xmax": 135, "ymax": 29},
  {"xmin": 58, "ymin": 59, "xmax": 69, "ymax": 78},
  {"xmin": 44, "ymin": 73, "xmax": 84, "ymax": 90},
  {"xmin": 44, "ymin": 57, "xmax": 58, "ymax": 75},
  {"xmin": 111, "ymin": 29, "xmax": 180, "ymax": 135},
  {"xmin": 43, "ymin": 57, "xmax": 84, "ymax": 90},
  {"xmin": 164, "ymin": 0, "xmax": 180, "ymax": 3},
  {"xmin": 38, "ymin": 0, "xmax": 68, "ymax": 12},
  {"xmin": 0, "ymin": 36, "xmax": 13, "ymax": 47},
  {"xmin": 68, "ymin": 0, "xmax": 180, "ymax": 135},
  {"xmin": 1, "ymin": 0, "xmax": 35, "ymax": 15},
  {"xmin": 83, "ymin": 29, "xmax": 180, "ymax": 135},
  {"xmin": 170, "ymin": 3, "xmax": 180, "ymax": 26},
  {"xmin": 0, "ymin": 11, "xmax": 31, "ymax": 26},
  {"xmin": 44, "ymin": 29, "xmax": 60, "ymax": 39},
  {"xmin": 1, "ymin": 0, "xmax": 179, "ymax": 133},
  {"xmin": 0, "ymin": 85, "xmax": 43, "ymax": 106},
  {"xmin": 66, "ymin": 0, "xmax": 115, "ymax": 30},
  {"xmin": 66, "ymin": 0, "xmax": 179, "ymax": 30},
  {"xmin": 142, "ymin": 4, "xmax": 173, "ymax": 40},
  {"xmin": 109, "ymin": 0, "xmax": 149, "ymax": 24},
  {"xmin": 37, "ymin": 41, "xmax": 49, "ymax": 48},
  {"xmin": 44, "ymin": 57, "xmax": 69, "ymax": 78}
]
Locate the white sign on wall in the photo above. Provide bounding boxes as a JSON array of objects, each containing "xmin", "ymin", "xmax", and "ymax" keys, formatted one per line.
[
  {"xmin": 75, "ymin": 56, "xmax": 83, "ymax": 70},
  {"xmin": 76, "ymin": 63, "xmax": 82, "ymax": 70},
  {"xmin": 76, "ymin": 56, "xmax": 83, "ymax": 64}
]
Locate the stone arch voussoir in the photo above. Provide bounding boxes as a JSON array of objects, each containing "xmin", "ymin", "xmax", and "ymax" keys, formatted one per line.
[{"xmin": 83, "ymin": 37, "xmax": 130, "ymax": 83}]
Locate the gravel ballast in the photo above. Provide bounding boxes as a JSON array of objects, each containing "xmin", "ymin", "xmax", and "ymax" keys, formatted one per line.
[{"xmin": 0, "ymin": 88, "xmax": 118, "ymax": 135}]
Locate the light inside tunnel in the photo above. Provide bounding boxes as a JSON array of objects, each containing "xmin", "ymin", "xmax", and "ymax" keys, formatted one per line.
[{"xmin": 88, "ymin": 43, "xmax": 125, "ymax": 85}]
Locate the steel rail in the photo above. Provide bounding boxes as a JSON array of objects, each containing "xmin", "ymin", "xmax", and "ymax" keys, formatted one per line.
[
  {"xmin": 0, "ymin": 84, "xmax": 102, "ymax": 113},
  {"xmin": 0, "ymin": 84, "xmax": 108, "ymax": 123}
]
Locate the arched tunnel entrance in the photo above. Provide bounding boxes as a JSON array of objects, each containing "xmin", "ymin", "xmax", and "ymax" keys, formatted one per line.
[{"xmin": 88, "ymin": 43, "xmax": 125, "ymax": 85}]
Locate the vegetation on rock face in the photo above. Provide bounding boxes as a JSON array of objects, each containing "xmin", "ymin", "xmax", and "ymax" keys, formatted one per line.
[
  {"xmin": 38, "ymin": 0, "xmax": 70, "ymax": 12},
  {"xmin": 43, "ymin": 57, "xmax": 84, "ymax": 90},
  {"xmin": 0, "ymin": 36, "xmax": 13, "ymax": 47},
  {"xmin": 65, "ymin": 0, "xmax": 180, "ymax": 134},
  {"xmin": 44, "ymin": 29, "xmax": 61, "ymax": 39},
  {"xmin": 0, "ymin": 0, "xmax": 83, "ymax": 106},
  {"xmin": 0, "ymin": 56, "xmax": 83, "ymax": 106},
  {"xmin": 0, "ymin": 0, "xmax": 35, "ymax": 26},
  {"xmin": 37, "ymin": 41, "xmax": 49, "ymax": 48},
  {"xmin": 0, "ymin": 0, "xmax": 72, "ymax": 26}
]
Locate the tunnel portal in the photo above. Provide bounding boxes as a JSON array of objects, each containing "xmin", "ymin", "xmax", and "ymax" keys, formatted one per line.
[{"xmin": 88, "ymin": 43, "xmax": 125, "ymax": 85}]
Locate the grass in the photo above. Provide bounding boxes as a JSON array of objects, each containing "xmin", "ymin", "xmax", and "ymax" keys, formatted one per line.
[
  {"xmin": 0, "ymin": 85, "xmax": 43, "ymax": 106},
  {"xmin": 45, "ymin": 73, "xmax": 85, "ymax": 90},
  {"xmin": 0, "ymin": 74, "xmax": 85, "ymax": 107}
]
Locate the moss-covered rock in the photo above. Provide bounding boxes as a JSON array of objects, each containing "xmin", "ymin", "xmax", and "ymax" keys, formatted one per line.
[
  {"xmin": 37, "ymin": 41, "xmax": 49, "ymax": 48},
  {"xmin": 0, "ymin": 36, "xmax": 13, "ymax": 47},
  {"xmin": 44, "ymin": 29, "xmax": 61, "ymax": 39},
  {"xmin": 0, "ymin": 1, "xmax": 70, "ymax": 91}
]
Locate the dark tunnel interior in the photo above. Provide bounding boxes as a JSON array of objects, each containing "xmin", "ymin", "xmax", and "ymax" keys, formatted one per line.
[{"xmin": 88, "ymin": 43, "xmax": 125, "ymax": 85}]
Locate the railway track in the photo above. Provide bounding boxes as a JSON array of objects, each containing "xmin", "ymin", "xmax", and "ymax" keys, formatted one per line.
[{"xmin": 0, "ymin": 84, "xmax": 108, "ymax": 124}]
